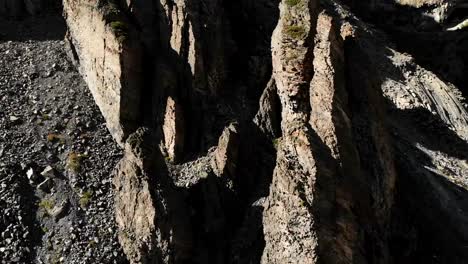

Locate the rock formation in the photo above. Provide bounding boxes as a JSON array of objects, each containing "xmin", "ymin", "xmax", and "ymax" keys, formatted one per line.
[
  {"xmin": 60, "ymin": 0, "xmax": 468, "ymax": 263},
  {"xmin": 63, "ymin": 0, "xmax": 142, "ymax": 145}
]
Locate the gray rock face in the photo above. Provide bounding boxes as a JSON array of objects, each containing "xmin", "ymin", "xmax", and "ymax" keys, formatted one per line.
[{"xmin": 163, "ymin": 97, "xmax": 185, "ymax": 163}]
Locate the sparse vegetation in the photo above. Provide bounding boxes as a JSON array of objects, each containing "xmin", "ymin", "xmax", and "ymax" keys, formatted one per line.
[
  {"xmin": 67, "ymin": 152, "xmax": 84, "ymax": 173},
  {"xmin": 88, "ymin": 239, "xmax": 97, "ymax": 247},
  {"xmin": 109, "ymin": 21, "xmax": 128, "ymax": 42},
  {"xmin": 39, "ymin": 199, "xmax": 54, "ymax": 216},
  {"xmin": 47, "ymin": 133, "xmax": 65, "ymax": 144},
  {"xmin": 79, "ymin": 190, "xmax": 93, "ymax": 208},
  {"xmin": 165, "ymin": 155, "xmax": 173, "ymax": 163},
  {"xmin": 50, "ymin": 251, "xmax": 61, "ymax": 264},
  {"xmin": 284, "ymin": 25, "xmax": 307, "ymax": 39},
  {"xmin": 273, "ymin": 138, "xmax": 281, "ymax": 150},
  {"xmin": 285, "ymin": 0, "xmax": 301, "ymax": 7},
  {"xmin": 41, "ymin": 226, "xmax": 49, "ymax": 233}
]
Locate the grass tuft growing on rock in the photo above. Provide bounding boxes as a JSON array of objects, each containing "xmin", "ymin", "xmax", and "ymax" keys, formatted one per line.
[
  {"xmin": 285, "ymin": 0, "xmax": 301, "ymax": 6},
  {"xmin": 109, "ymin": 21, "xmax": 128, "ymax": 42},
  {"xmin": 272, "ymin": 138, "xmax": 281, "ymax": 150},
  {"xmin": 67, "ymin": 152, "xmax": 83, "ymax": 173},
  {"xmin": 79, "ymin": 190, "xmax": 93, "ymax": 208},
  {"xmin": 284, "ymin": 25, "xmax": 307, "ymax": 39},
  {"xmin": 47, "ymin": 133, "xmax": 65, "ymax": 144},
  {"xmin": 39, "ymin": 199, "xmax": 54, "ymax": 216}
]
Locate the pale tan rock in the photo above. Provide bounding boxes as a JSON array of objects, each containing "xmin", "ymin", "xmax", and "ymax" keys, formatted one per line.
[
  {"xmin": 397, "ymin": 0, "xmax": 445, "ymax": 7},
  {"xmin": 163, "ymin": 97, "xmax": 185, "ymax": 162},
  {"xmin": 262, "ymin": 1, "xmax": 322, "ymax": 263},
  {"xmin": 63, "ymin": 0, "xmax": 142, "ymax": 146},
  {"xmin": 211, "ymin": 123, "xmax": 239, "ymax": 178},
  {"xmin": 113, "ymin": 128, "xmax": 167, "ymax": 264}
]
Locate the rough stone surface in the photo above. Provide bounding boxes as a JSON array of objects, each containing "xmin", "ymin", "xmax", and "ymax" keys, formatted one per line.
[
  {"xmin": 163, "ymin": 97, "xmax": 184, "ymax": 163},
  {"xmin": 211, "ymin": 123, "xmax": 240, "ymax": 178},
  {"xmin": 254, "ymin": 78, "xmax": 282, "ymax": 139},
  {"xmin": 114, "ymin": 128, "xmax": 163, "ymax": 264},
  {"xmin": 63, "ymin": 0, "xmax": 142, "ymax": 145}
]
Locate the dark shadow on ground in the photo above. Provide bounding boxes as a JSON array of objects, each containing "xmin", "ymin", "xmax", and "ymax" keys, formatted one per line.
[
  {"xmin": 0, "ymin": 164, "xmax": 44, "ymax": 263},
  {"xmin": 0, "ymin": 9, "xmax": 65, "ymax": 41}
]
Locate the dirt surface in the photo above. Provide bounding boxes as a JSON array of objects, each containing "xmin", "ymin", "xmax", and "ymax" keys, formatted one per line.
[{"xmin": 0, "ymin": 14, "xmax": 127, "ymax": 264}]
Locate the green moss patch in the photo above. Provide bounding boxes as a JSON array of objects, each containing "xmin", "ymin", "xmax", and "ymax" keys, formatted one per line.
[
  {"xmin": 285, "ymin": 0, "xmax": 301, "ymax": 7},
  {"xmin": 284, "ymin": 25, "xmax": 307, "ymax": 39},
  {"xmin": 79, "ymin": 190, "xmax": 93, "ymax": 208}
]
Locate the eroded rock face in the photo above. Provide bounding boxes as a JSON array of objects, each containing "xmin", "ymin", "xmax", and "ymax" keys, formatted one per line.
[
  {"xmin": 254, "ymin": 78, "xmax": 282, "ymax": 139},
  {"xmin": 113, "ymin": 128, "xmax": 163, "ymax": 263},
  {"xmin": 63, "ymin": 0, "xmax": 468, "ymax": 263},
  {"xmin": 211, "ymin": 123, "xmax": 239, "ymax": 178},
  {"xmin": 63, "ymin": 0, "xmax": 142, "ymax": 145}
]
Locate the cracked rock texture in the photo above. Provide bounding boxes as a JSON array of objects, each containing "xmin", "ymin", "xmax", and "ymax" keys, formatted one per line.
[{"xmin": 1, "ymin": 0, "xmax": 468, "ymax": 263}]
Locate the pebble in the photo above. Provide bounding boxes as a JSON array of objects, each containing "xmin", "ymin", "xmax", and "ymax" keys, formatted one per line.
[
  {"xmin": 26, "ymin": 168, "xmax": 36, "ymax": 181},
  {"xmin": 9, "ymin": 116, "xmax": 20, "ymax": 122},
  {"xmin": 40, "ymin": 166, "xmax": 55, "ymax": 178}
]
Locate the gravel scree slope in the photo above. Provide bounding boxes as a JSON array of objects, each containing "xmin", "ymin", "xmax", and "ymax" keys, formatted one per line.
[{"xmin": 0, "ymin": 11, "xmax": 128, "ymax": 264}]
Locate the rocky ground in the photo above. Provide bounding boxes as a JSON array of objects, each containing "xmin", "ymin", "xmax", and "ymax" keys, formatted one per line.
[{"xmin": 0, "ymin": 14, "xmax": 127, "ymax": 264}]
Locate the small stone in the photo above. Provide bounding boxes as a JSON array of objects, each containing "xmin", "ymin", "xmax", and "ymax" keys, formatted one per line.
[
  {"xmin": 50, "ymin": 200, "xmax": 69, "ymax": 220},
  {"xmin": 26, "ymin": 168, "xmax": 37, "ymax": 181},
  {"xmin": 40, "ymin": 166, "xmax": 55, "ymax": 178},
  {"xmin": 9, "ymin": 116, "xmax": 20, "ymax": 123}
]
